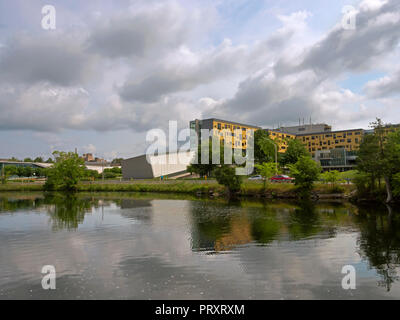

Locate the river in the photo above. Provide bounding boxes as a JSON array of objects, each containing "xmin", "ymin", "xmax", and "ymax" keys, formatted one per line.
[{"xmin": 0, "ymin": 192, "xmax": 399, "ymax": 299}]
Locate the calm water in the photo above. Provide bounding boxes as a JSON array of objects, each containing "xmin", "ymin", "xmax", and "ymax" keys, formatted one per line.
[{"xmin": 1, "ymin": 192, "xmax": 400, "ymax": 300}]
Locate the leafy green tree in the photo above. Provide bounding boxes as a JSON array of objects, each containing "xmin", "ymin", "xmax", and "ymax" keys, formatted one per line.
[
  {"xmin": 357, "ymin": 134, "xmax": 382, "ymax": 192},
  {"xmin": 357, "ymin": 119, "xmax": 400, "ymax": 203},
  {"xmin": 340, "ymin": 170, "xmax": 357, "ymax": 184},
  {"xmin": 33, "ymin": 168, "xmax": 46, "ymax": 177},
  {"xmin": 187, "ymin": 139, "xmax": 226, "ymax": 177},
  {"xmin": 34, "ymin": 157, "xmax": 44, "ymax": 163},
  {"xmin": 255, "ymin": 162, "xmax": 277, "ymax": 189},
  {"xmin": 83, "ymin": 169, "xmax": 100, "ymax": 180},
  {"xmin": 23, "ymin": 158, "xmax": 33, "ymax": 163},
  {"xmin": 45, "ymin": 158, "xmax": 54, "ymax": 163},
  {"xmin": 254, "ymin": 130, "xmax": 277, "ymax": 164},
  {"xmin": 22, "ymin": 166, "xmax": 33, "ymax": 177},
  {"xmin": 280, "ymin": 139, "xmax": 309, "ymax": 166},
  {"xmin": 215, "ymin": 165, "xmax": 242, "ymax": 196},
  {"xmin": 44, "ymin": 151, "xmax": 85, "ymax": 191},
  {"xmin": 4, "ymin": 165, "xmax": 18, "ymax": 176},
  {"xmin": 289, "ymin": 156, "xmax": 321, "ymax": 192},
  {"xmin": 111, "ymin": 158, "xmax": 124, "ymax": 165},
  {"xmin": 321, "ymin": 170, "xmax": 341, "ymax": 187}
]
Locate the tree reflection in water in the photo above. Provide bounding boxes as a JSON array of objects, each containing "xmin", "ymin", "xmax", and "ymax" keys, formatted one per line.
[
  {"xmin": 356, "ymin": 204, "xmax": 400, "ymax": 292},
  {"xmin": 44, "ymin": 194, "xmax": 94, "ymax": 231}
]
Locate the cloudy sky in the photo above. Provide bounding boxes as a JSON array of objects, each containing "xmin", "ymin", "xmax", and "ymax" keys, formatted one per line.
[{"xmin": 0, "ymin": 0, "xmax": 399, "ymax": 160}]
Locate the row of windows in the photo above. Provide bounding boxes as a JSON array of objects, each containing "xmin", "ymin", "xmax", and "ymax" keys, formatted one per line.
[
  {"xmin": 301, "ymin": 131, "xmax": 362, "ymax": 141},
  {"xmin": 308, "ymin": 145, "xmax": 354, "ymax": 152},
  {"xmin": 214, "ymin": 122, "xmax": 255, "ymax": 131},
  {"xmin": 306, "ymin": 138, "xmax": 359, "ymax": 146}
]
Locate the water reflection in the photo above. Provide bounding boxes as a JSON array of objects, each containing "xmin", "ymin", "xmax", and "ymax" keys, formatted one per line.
[
  {"xmin": 1, "ymin": 193, "xmax": 400, "ymax": 298},
  {"xmin": 356, "ymin": 204, "xmax": 400, "ymax": 291}
]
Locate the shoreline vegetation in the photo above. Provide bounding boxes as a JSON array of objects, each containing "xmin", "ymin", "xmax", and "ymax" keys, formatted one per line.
[{"xmin": 0, "ymin": 180, "xmax": 359, "ymax": 201}]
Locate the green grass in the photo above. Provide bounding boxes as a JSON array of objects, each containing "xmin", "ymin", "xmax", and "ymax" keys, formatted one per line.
[
  {"xmin": 0, "ymin": 180, "xmax": 356, "ymax": 198},
  {"xmin": 76, "ymin": 181, "xmax": 224, "ymax": 194},
  {"xmin": 0, "ymin": 183, "xmax": 43, "ymax": 192}
]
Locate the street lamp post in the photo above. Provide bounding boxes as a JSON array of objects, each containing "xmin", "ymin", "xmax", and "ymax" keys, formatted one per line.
[{"xmin": 274, "ymin": 143, "xmax": 278, "ymax": 175}]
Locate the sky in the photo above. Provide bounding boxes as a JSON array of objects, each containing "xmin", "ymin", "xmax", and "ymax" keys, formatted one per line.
[{"xmin": 0, "ymin": 0, "xmax": 399, "ymax": 160}]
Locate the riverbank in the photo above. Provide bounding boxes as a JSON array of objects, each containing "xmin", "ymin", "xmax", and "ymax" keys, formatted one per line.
[{"xmin": 0, "ymin": 180, "xmax": 356, "ymax": 200}]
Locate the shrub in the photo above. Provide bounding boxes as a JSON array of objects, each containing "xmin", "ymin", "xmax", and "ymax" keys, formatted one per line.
[
  {"xmin": 289, "ymin": 156, "xmax": 321, "ymax": 193},
  {"xmin": 215, "ymin": 165, "xmax": 242, "ymax": 195}
]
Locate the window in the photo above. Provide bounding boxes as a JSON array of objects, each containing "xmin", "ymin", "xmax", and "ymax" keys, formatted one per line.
[{"xmin": 217, "ymin": 123, "xmax": 221, "ymax": 130}]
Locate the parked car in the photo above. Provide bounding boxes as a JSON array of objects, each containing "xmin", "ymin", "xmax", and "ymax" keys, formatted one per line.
[
  {"xmin": 248, "ymin": 175, "xmax": 263, "ymax": 180},
  {"xmin": 270, "ymin": 175, "xmax": 295, "ymax": 183}
]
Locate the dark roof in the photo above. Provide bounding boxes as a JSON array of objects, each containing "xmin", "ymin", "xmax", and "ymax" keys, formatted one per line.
[
  {"xmin": 192, "ymin": 118, "xmax": 261, "ymax": 129},
  {"xmin": 296, "ymin": 128, "xmax": 364, "ymax": 137}
]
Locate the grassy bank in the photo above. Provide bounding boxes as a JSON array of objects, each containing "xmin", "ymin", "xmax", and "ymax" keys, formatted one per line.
[{"xmin": 0, "ymin": 180, "xmax": 356, "ymax": 199}]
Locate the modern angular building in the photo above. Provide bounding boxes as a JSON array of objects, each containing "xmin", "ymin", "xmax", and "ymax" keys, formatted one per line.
[
  {"xmin": 122, "ymin": 151, "xmax": 195, "ymax": 179},
  {"xmin": 190, "ymin": 118, "xmax": 261, "ymax": 150}
]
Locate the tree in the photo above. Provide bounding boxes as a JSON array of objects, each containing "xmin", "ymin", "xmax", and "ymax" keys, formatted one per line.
[
  {"xmin": 280, "ymin": 139, "xmax": 309, "ymax": 166},
  {"xmin": 289, "ymin": 156, "xmax": 321, "ymax": 192},
  {"xmin": 254, "ymin": 130, "xmax": 277, "ymax": 164},
  {"xmin": 102, "ymin": 167, "xmax": 122, "ymax": 179},
  {"xmin": 357, "ymin": 134, "xmax": 381, "ymax": 192},
  {"xmin": 45, "ymin": 158, "xmax": 54, "ymax": 163},
  {"xmin": 111, "ymin": 158, "xmax": 124, "ymax": 166},
  {"xmin": 255, "ymin": 162, "xmax": 277, "ymax": 189},
  {"xmin": 34, "ymin": 157, "xmax": 44, "ymax": 163},
  {"xmin": 215, "ymin": 165, "xmax": 242, "ymax": 196},
  {"xmin": 321, "ymin": 170, "xmax": 340, "ymax": 187},
  {"xmin": 83, "ymin": 169, "xmax": 100, "ymax": 181},
  {"xmin": 340, "ymin": 170, "xmax": 357, "ymax": 184},
  {"xmin": 357, "ymin": 119, "xmax": 400, "ymax": 203},
  {"xmin": 187, "ymin": 139, "xmax": 225, "ymax": 177},
  {"xmin": 23, "ymin": 158, "xmax": 33, "ymax": 163},
  {"xmin": 44, "ymin": 151, "xmax": 85, "ymax": 191}
]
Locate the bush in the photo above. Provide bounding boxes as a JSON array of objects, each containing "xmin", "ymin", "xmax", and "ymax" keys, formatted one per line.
[
  {"xmin": 44, "ymin": 151, "xmax": 85, "ymax": 192},
  {"xmin": 289, "ymin": 156, "xmax": 321, "ymax": 193},
  {"xmin": 215, "ymin": 165, "xmax": 242, "ymax": 195}
]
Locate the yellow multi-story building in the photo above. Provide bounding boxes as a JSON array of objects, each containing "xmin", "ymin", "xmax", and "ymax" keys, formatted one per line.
[
  {"xmin": 190, "ymin": 118, "xmax": 261, "ymax": 149},
  {"xmin": 190, "ymin": 119, "xmax": 400, "ymax": 157},
  {"xmin": 295, "ymin": 129, "xmax": 364, "ymax": 157},
  {"xmin": 265, "ymin": 130, "xmax": 297, "ymax": 153}
]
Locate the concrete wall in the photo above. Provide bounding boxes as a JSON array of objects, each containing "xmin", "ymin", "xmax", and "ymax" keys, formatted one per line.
[
  {"xmin": 122, "ymin": 155, "xmax": 155, "ymax": 179},
  {"xmin": 122, "ymin": 151, "xmax": 195, "ymax": 179}
]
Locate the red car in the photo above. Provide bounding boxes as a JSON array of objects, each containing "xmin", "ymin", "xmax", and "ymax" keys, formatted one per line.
[{"xmin": 270, "ymin": 175, "xmax": 295, "ymax": 183}]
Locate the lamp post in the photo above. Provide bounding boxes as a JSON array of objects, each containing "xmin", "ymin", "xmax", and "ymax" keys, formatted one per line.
[
  {"xmin": 274, "ymin": 143, "xmax": 278, "ymax": 175},
  {"xmin": 265, "ymin": 138, "xmax": 278, "ymax": 175}
]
